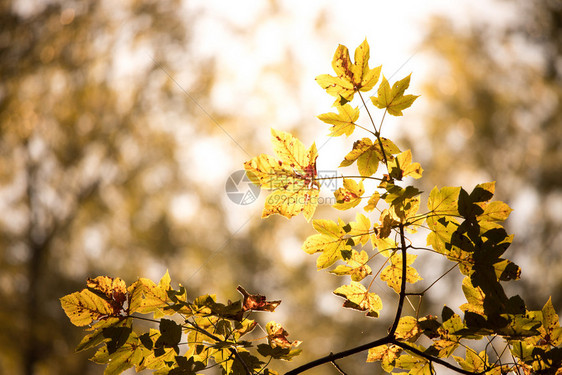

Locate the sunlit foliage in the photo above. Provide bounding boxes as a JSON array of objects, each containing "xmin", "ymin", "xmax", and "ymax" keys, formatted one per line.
[{"xmin": 63, "ymin": 40, "xmax": 562, "ymax": 375}]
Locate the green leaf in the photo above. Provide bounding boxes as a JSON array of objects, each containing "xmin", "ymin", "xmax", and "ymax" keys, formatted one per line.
[
  {"xmin": 317, "ymin": 104, "xmax": 359, "ymax": 137},
  {"xmin": 333, "ymin": 281, "xmax": 383, "ymax": 317},
  {"xmin": 370, "ymin": 74, "xmax": 419, "ymax": 116}
]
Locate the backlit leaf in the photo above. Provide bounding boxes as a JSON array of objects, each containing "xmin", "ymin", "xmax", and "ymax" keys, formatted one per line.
[
  {"xmin": 340, "ymin": 137, "xmax": 401, "ymax": 177},
  {"xmin": 237, "ymin": 285, "xmax": 281, "ymax": 312},
  {"xmin": 380, "ymin": 252, "xmax": 422, "ymax": 293},
  {"xmin": 333, "ymin": 281, "xmax": 383, "ymax": 317},
  {"xmin": 128, "ymin": 272, "xmax": 173, "ymax": 318},
  {"xmin": 265, "ymin": 321, "xmax": 302, "ymax": 350},
  {"xmin": 245, "ymin": 129, "xmax": 319, "ymax": 221},
  {"xmin": 370, "ymin": 74, "xmax": 419, "ymax": 116},
  {"xmin": 330, "ymin": 250, "xmax": 372, "ymax": 281},
  {"xmin": 348, "ymin": 213, "xmax": 372, "ymax": 245},
  {"xmin": 367, "ymin": 344, "xmax": 401, "ymax": 371},
  {"xmin": 316, "ymin": 40, "xmax": 382, "ymax": 105},
  {"xmin": 364, "ymin": 191, "xmax": 381, "ymax": 212},
  {"xmin": 395, "ymin": 316, "xmax": 421, "ymax": 341},
  {"xmin": 333, "ymin": 178, "xmax": 364, "ymax": 210},
  {"xmin": 317, "ymin": 104, "xmax": 359, "ymax": 137},
  {"xmin": 90, "ymin": 332, "xmax": 148, "ymax": 375},
  {"xmin": 302, "ymin": 218, "xmax": 352, "ymax": 269},
  {"xmin": 459, "ymin": 277, "xmax": 485, "ymax": 315},
  {"xmin": 453, "ymin": 349, "xmax": 489, "ymax": 373},
  {"xmin": 388, "ymin": 150, "xmax": 423, "ymax": 180},
  {"xmin": 61, "ymin": 289, "xmax": 115, "ymax": 327}
]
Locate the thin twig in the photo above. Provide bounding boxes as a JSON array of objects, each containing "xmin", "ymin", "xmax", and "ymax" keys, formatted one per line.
[{"xmin": 330, "ymin": 358, "xmax": 348, "ymax": 375}]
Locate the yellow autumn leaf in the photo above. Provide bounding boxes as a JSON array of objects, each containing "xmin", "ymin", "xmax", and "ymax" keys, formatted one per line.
[
  {"xmin": 371, "ymin": 74, "xmax": 419, "ymax": 116},
  {"xmin": 245, "ymin": 129, "xmax": 319, "ymax": 221},
  {"xmin": 128, "ymin": 271, "xmax": 173, "ymax": 318},
  {"xmin": 380, "ymin": 252, "xmax": 422, "ymax": 293},
  {"xmin": 333, "ymin": 281, "xmax": 383, "ymax": 317},
  {"xmin": 302, "ymin": 218, "xmax": 352, "ymax": 269},
  {"xmin": 333, "ymin": 178, "xmax": 364, "ymax": 210},
  {"xmin": 317, "ymin": 104, "xmax": 359, "ymax": 137},
  {"xmin": 330, "ymin": 250, "xmax": 372, "ymax": 282},
  {"xmin": 316, "ymin": 39, "xmax": 381, "ymax": 105},
  {"xmin": 60, "ymin": 289, "xmax": 115, "ymax": 327},
  {"xmin": 388, "ymin": 150, "xmax": 423, "ymax": 180}
]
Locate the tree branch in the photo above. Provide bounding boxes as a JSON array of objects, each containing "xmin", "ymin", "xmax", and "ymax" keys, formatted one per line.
[
  {"xmin": 389, "ymin": 223, "xmax": 409, "ymax": 336},
  {"xmin": 284, "ymin": 336, "xmax": 392, "ymax": 375}
]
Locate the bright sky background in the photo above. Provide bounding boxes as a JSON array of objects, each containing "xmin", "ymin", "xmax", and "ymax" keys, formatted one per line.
[{"xmin": 164, "ymin": 0, "xmax": 518, "ymax": 231}]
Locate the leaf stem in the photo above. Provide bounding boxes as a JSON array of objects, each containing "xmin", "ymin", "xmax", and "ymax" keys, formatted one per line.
[{"xmin": 357, "ymin": 92, "xmax": 390, "ymax": 170}]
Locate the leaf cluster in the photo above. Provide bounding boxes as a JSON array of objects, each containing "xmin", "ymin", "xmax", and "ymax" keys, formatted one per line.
[
  {"xmin": 61, "ymin": 273, "xmax": 300, "ymax": 375},
  {"xmin": 61, "ymin": 39, "xmax": 562, "ymax": 375}
]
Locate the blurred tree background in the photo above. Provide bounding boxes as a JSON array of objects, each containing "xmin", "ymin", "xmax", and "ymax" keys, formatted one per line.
[
  {"xmin": 409, "ymin": 0, "xmax": 562, "ymax": 310},
  {"xmin": 1, "ymin": 0, "xmax": 560, "ymax": 374},
  {"xmin": 0, "ymin": 1, "xmax": 358, "ymax": 374}
]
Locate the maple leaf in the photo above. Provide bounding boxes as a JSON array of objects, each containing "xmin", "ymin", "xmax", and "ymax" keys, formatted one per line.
[
  {"xmin": 330, "ymin": 250, "xmax": 372, "ymax": 282},
  {"xmin": 367, "ymin": 344, "xmax": 402, "ymax": 373},
  {"xmin": 316, "ymin": 39, "xmax": 382, "ymax": 105},
  {"xmin": 317, "ymin": 104, "xmax": 360, "ymax": 137},
  {"xmin": 244, "ymin": 129, "xmax": 319, "ymax": 221},
  {"xmin": 265, "ymin": 321, "xmax": 302, "ymax": 350},
  {"xmin": 395, "ymin": 316, "xmax": 422, "ymax": 341},
  {"xmin": 237, "ymin": 286, "xmax": 281, "ymax": 312},
  {"xmin": 380, "ymin": 252, "xmax": 422, "ymax": 293},
  {"xmin": 128, "ymin": 271, "xmax": 173, "ymax": 318},
  {"xmin": 453, "ymin": 349, "xmax": 491, "ymax": 373},
  {"xmin": 459, "ymin": 277, "xmax": 485, "ymax": 315},
  {"xmin": 302, "ymin": 218, "xmax": 353, "ymax": 269},
  {"xmin": 333, "ymin": 281, "xmax": 383, "ymax": 317},
  {"xmin": 535, "ymin": 297, "xmax": 562, "ymax": 346},
  {"xmin": 340, "ymin": 137, "xmax": 401, "ymax": 177},
  {"xmin": 333, "ymin": 178, "xmax": 364, "ymax": 210},
  {"xmin": 60, "ymin": 289, "xmax": 117, "ymax": 327},
  {"xmin": 364, "ymin": 191, "xmax": 381, "ymax": 212},
  {"xmin": 388, "ymin": 150, "xmax": 423, "ymax": 180},
  {"xmin": 90, "ymin": 332, "xmax": 149, "ymax": 374},
  {"xmin": 371, "ymin": 74, "xmax": 419, "ymax": 116},
  {"xmin": 86, "ymin": 276, "xmax": 128, "ymax": 316}
]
